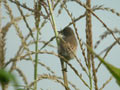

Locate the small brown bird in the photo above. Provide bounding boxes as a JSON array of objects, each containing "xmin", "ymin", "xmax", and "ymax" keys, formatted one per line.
[{"xmin": 58, "ymin": 27, "xmax": 77, "ymax": 71}]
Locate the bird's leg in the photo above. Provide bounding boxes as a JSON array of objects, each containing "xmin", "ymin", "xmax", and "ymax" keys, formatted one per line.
[
  {"xmin": 60, "ymin": 59, "xmax": 69, "ymax": 90},
  {"xmin": 60, "ymin": 60, "xmax": 67, "ymax": 72},
  {"xmin": 65, "ymin": 62, "xmax": 67, "ymax": 72}
]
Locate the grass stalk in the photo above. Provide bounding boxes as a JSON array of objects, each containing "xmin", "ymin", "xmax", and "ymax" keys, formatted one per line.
[
  {"xmin": 86, "ymin": 0, "xmax": 93, "ymax": 90},
  {"xmin": 47, "ymin": 0, "xmax": 59, "ymax": 44},
  {"xmin": 47, "ymin": 0, "xmax": 69, "ymax": 90},
  {"xmin": 34, "ymin": 28, "xmax": 39, "ymax": 90},
  {"xmin": 34, "ymin": 1, "xmax": 41, "ymax": 90}
]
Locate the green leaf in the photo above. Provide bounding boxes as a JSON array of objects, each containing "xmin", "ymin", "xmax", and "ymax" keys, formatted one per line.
[
  {"xmin": 86, "ymin": 44, "xmax": 120, "ymax": 86},
  {"xmin": 97, "ymin": 57, "xmax": 120, "ymax": 86},
  {"xmin": 0, "ymin": 69, "xmax": 11, "ymax": 84},
  {"xmin": 0, "ymin": 69, "xmax": 18, "ymax": 88}
]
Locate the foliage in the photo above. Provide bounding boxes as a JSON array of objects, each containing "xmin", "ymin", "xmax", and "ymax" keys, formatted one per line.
[{"xmin": 0, "ymin": 0, "xmax": 120, "ymax": 90}]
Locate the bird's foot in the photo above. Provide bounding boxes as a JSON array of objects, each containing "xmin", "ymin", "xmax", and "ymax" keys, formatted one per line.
[{"xmin": 62, "ymin": 68, "xmax": 67, "ymax": 72}]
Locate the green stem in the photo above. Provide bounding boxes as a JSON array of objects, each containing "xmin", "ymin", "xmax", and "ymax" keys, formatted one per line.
[
  {"xmin": 34, "ymin": 1, "xmax": 41, "ymax": 90},
  {"xmin": 34, "ymin": 28, "xmax": 39, "ymax": 90},
  {"xmin": 47, "ymin": 0, "xmax": 70, "ymax": 89},
  {"xmin": 47, "ymin": 0, "xmax": 59, "ymax": 45},
  {"xmin": 86, "ymin": 0, "xmax": 93, "ymax": 89},
  {"xmin": 88, "ymin": 68, "xmax": 92, "ymax": 90}
]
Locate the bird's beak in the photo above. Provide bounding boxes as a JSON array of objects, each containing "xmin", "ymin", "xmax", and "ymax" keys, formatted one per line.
[{"xmin": 58, "ymin": 31, "xmax": 63, "ymax": 38}]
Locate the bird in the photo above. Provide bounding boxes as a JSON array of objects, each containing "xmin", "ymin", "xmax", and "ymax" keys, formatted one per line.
[{"xmin": 58, "ymin": 27, "xmax": 77, "ymax": 71}]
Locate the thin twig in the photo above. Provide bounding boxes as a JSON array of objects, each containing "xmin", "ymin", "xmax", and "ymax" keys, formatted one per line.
[
  {"xmin": 99, "ymin": 76, "xmax": 112, "ymax": 90},
  {"xmin": 64, "ymin": 5, "xmax": 88, "ymax": 76},
  {"xmin": 96, "ymin": 38, "xmax": 120, "ymax": 72},
  {"xmin": 15, "ymin": 67, "xmax": 28, "ymax": 85},
  {"xmin": 16, "ymin": 2, "xmax": 35, "ymax": 41},
  {"xmin": 72, "ymin": 0, "xmax": 120, "ymax": 45}
]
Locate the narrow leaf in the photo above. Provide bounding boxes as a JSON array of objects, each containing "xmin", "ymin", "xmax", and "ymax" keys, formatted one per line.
[{"xmin": 86, "ymin": 44, "xmax": 120, "ymax": 86}]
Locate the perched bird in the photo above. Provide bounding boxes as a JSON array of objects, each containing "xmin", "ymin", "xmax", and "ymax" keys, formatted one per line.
[{"xmin": 58, "ymin": 27, "xmax": 77, "ymax": 71}]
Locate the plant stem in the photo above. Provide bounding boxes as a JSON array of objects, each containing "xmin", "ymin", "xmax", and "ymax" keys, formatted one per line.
[
  {"xmin": 88, "ymin": 68, "xmax": 92, "ymax": 90},
  {"xmin": 34, "ymin": 28, "xmax": 39, "ymax": 90},
  {"xmin": 34, "ymin": 1, "xmax": 41, "ymax": 89},
  {"xmin": 47, "ymin": 0, "xmax": 59, "ymax": 44},
  {"xmin": 47, "ymin": 0, "xmax": 69, "ymax": 90},
  {"xmin": 86, "ymin": 0, "xmax": 93, "ymax": 89}
]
